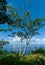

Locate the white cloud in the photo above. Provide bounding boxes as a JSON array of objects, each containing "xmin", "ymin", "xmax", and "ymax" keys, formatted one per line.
[
  {"xmin": 31, "ymin": 38, "xmax": 40, "ymax": 42},
  {"xmin": 9, "ymin": 36, "xmax": 21, "ymax": 42},
  {"xmin": 9, "ymin": 37, "xmax": 12, "ymax": 39},
  {"xmin": 12, "ymin": 36, "xmax": 21, "ymax": 42},
  {"xmin": 8, "ymin": 36, "xmax": 45, "ymax": 44},
  {"xmin": 42, "ymin": 38, "xmax": 45, "ymax": 42}
]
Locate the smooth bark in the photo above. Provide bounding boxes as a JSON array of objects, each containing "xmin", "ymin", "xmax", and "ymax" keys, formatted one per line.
[
  {"xmin": 20, "ymin": 38, "xmax": 22, "ymax": 54},
  {"xmin": 23, "ymin": 37, "xmax": 32, "ymax": 55}
]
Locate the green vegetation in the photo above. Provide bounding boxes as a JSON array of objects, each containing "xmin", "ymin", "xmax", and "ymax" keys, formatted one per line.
[
  {"xmin": 0, "ymin": 0, "xmax": 45, "ymax": 65},
  {"xmin": 0, "ymin": 48, "xmax": 45, "ymax": 65},
  {"xmin": 0, "ymin": 39, "xmax": 9, "ymax": 48},
  {"xmin": 0, "ymin": 0, "xmax": 45, "ymax": 56},
  {"xmin": 31, "ymin": 48, "xmax": 45, "ymax": 54},
  {"xmin": 7, "ymin": 5, "xmax": 45, "ymax": 55}
]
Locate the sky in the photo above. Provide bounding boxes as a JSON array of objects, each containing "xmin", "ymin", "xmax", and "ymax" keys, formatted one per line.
[{"xmin": 0, "ymin": 0, "xmax": 45, "ymax": 45}]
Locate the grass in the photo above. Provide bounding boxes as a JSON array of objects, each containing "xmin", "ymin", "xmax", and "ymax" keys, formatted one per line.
[{"xmin": 0, "ymin": 48, "xmax": 45, "ymax": 65}]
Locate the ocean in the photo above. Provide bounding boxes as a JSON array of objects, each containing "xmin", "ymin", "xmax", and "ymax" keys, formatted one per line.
[{"xmin": 3, "ymin": 43, "xmax": 45, "ymax": 54}]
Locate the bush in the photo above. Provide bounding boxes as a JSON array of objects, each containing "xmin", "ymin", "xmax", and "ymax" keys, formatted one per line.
[
  {"xmin": 0, "ymin": 50, "xmax": 8, "ymax": 56},
  {"xmin": 0, "ymin": 49, "xmax": 45, "ymax": 65},
  {"xmin": 31, "ymin": 48, "xmax": 45, "ymax": 54},
  {"xmin": 0, "ymin": 54, "xmax": 45, "ymax": 65}
]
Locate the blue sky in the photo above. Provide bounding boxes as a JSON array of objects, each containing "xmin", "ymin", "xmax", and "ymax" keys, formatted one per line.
[
  {"xmin": 0, "ymin": 0, "xmax": 45, "ymax": 44},
  {"xmin": 7, "ymin": 0, "xmax": 45, "ymax": 19}
]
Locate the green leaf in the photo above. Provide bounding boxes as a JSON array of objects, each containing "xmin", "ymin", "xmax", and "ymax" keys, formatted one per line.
[{"xmin": 25, "ymin": 11, "xmax": 30, "ymax": 17}]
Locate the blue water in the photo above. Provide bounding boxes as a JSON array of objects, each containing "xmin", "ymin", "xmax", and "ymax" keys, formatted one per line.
[{"xmin": 3, "ymin": 43, "xmax": 45, "ymax": 54}]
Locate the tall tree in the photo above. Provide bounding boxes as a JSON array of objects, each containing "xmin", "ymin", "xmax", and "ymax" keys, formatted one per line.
[
  {"xmin": 7, "ymin": 6, "xmax": 45, "ymax": 55},
  {"xmin": 6, "ymin": 3, "xmax": 45, "ymax": 55},
  {"xmin": 23, "ymin": 18, "xmax": 45, "ymax": 55}
]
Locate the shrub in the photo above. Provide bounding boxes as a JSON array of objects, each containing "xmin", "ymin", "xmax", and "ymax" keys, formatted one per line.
[{"xmin": 31, "ymin": 48, "xmax": 45, "ymax": 54}]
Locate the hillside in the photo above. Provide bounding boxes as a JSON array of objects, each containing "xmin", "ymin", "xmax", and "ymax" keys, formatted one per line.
[{"xmin": 0, "ymin": 48, "xmax": 45, "ymax": 65}]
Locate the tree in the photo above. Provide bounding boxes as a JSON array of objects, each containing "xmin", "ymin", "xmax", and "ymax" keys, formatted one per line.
[
  {"xmin": 23, "ymin": 18, "xmax": 45, "ymax": 55},
  {"xmin": 12, "ymin": 16, "xmax": 45, "ymax": 55},
  {"xmin": 7, "ymin": 5, "xmax": 31, "ymax": 54},
  {"xmin": 0, "ymin": 0, "xmax": 8, "ymax": 24},
  {"xmin": 7, "ymin": 5, "xmax": 45, "ymax": 55},
  {"xmin": 11, "ymin": 9, "xmax": 45, "ymax": 55},
  {"xmin": 0, "ymin": 39, "xmax": 9, "ymax": 49},
  {"xmin": 6, "ymin": 5, "xmax": 23, "ymax": 54},
  {"xmin": 0, "ymin": 0, "xmax": 13, "ymax": 32}
]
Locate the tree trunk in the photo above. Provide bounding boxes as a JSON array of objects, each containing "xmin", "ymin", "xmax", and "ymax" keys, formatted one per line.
[
  {"xmin": 23, "ymin": 43, "xmax": 28, "ymax": 55},
  {"xmin": 23, "ymin": 37, "xmax": 32, "ymax": 56},
  {"xmin": 20, "ymin": 38, "xmax": 22, "ymax": 54},
  {"xmin": 23, "ymin": 38, "xmax": 28, "ymax": 55}
]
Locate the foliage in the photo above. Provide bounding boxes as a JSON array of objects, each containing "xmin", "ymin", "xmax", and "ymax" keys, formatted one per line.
[
  {"xmin": 31, "ymin": 48, "xmax": 45, "ymax": 54},
  {"xmin": 0, "ymin": 49, "xmax": 45, "ymax": 65},
  {"xmin": 0, "ymin": 39, "xmax": 9, "ymax": 48},
  {"xmin": 0, "ymin": 0, "xmax": 45, "ymax": 56},
  {"xmin": 0, "ymin": 49, "xmax": 8, "ymax": 55},
  {"xmin": 6, "ymin": 5, "xmax": 45, "ymax": 55},
  {"xmin": 0, "ymin": 0, "xmax": 8, "ymax": 24},
  {"xmin": 0, "ymin": 0, "xmax": 13, "ymax": 32}
]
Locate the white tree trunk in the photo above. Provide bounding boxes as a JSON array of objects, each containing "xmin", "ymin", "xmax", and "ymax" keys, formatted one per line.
[
  {"xmin": 20, "ymin": 38, "xmax": 22, "ymax": 54},
  {"xmin": 23, "ymin": 37, "xmax": 32, "ymax": 55},
  {"xmin": 23, "ymin": 43, "xmax": 28, "ymax": 55}
]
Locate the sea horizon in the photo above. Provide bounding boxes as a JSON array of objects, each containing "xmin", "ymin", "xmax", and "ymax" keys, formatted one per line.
[{"xmin": 3, "ymin": 43, "xmax": 45, "ymax": 54}]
